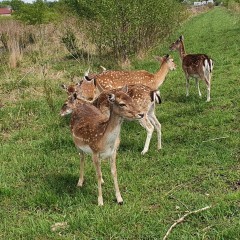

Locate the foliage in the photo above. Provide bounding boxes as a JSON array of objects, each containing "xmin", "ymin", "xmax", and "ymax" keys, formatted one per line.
[
  {"xmin": 0, "ymin": 0, "xmax": 24, "ymax": 10},
  {"xmin": 62, "ymin": 0, "xmax": 188, "ymax": 61},
  {"xmin": 0, "ymin": 7, "xmax": 240, "ymax": 239},
  {"xmin": 14, "ymin": 0, "xmax": 58, "ymax": 25}
]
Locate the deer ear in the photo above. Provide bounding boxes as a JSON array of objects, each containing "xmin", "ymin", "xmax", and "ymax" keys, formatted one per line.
[
  {"xmin": 121, "ymin": 85, "xmax": 128, "ymax": 93},
  {"xmin": 76, "ymin": 80, "xmax": 82, "ymax": 86},
  {"xmin": 108, "ymin": 94, "xmax": 115, "ymax": 103},
  {"xmin": 61, "ymin": 84, "xmax": 67, "ymax": 91},
  {"xmin": 179, "ymin": 35, "xmax": 184, "ymax": 40},
  {"xmin": 73, "ymin": 92, "xmax": 78, "ymax": 99},
  {"xmin": 164, "ymin": 54, "xmax": 170, "ymax": 59},
  {"xmin": 154, "ymin": 56, "xmax": 163, "ymax": 62}
]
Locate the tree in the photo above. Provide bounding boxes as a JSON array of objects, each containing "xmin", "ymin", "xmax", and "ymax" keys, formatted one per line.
[
  {"xmin": 61, "ymin": 0, "xmax": 187, "ymax": 61},
  {"xmin": 14, "ymin": 0, "xmax": 58, "ymax": 25}
]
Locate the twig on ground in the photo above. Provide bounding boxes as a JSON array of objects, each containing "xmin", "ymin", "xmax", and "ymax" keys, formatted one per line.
[
  {"xmin": 202, "ymin": 136, "xmax": 229, "ymax": 142},
  {"xmin": 163, "ymin": 205, "xmax": 211, "ymax": 240},
  {"xmin": 18, "ymin": 67, "xmax": 33, "ymax": 83}
]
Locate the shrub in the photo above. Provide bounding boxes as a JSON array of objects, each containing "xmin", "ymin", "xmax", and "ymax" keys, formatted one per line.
[
  {"xmin": 0, "ymin": 20, "xmax": 35, "ymax": 68},
  {"xmin": 63, "ymin": 0, "xmax": 188, "ymax": 62}
]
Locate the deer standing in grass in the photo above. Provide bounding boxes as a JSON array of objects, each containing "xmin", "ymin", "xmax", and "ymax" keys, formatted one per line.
[
  {"xmin": 84, "ymin": 54, "xmax": 175, "ymax": 154},
  {"xmin": 169, "ymin": 35, "xmax": 213, "ymax": 102},
  {"xmin": 62, "ymin": 87, "xmax": 144, "ymax": 206},
  {"xmin": 61, "ymin": 83, "xmax": 162, "ymax": 155},
  {"xmin": 86, "ymin": 54, "xmax": 176, "ymax": 94}
]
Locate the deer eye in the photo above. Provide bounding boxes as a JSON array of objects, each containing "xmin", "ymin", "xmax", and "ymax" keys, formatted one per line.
[{"xmin": 119, "ymin": 103, "xmax": 126, "ymax": 108}]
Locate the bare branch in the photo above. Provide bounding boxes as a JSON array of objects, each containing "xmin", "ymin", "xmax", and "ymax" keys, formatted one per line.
[
  {"xmin": 163, "ymin": 205, "xmax": 212, "ymax": 240},
  {"xmin": 202, "ymin": 136, "xmax": 229, "ymax": 142}
]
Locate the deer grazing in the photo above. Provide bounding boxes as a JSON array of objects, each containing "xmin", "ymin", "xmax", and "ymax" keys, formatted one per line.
[
  {"xmin": 169, "ymin": 35, "xmax": 213, "ymax": 102},
  {"xmin": 62, "ymin": 87, "xmax": 144, "ymax": 206}
]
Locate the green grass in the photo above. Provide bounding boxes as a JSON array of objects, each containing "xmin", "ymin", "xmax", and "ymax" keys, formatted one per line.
[{"xmin": 1, "ymin": 7, "xmax": 240, "ymax": 239}]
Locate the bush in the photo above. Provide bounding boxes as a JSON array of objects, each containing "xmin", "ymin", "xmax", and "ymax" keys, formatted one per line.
[
  {"xmin": 64, "ymin": 0, "xmax": 187, "ymax": 62},
  {"xmin": 14, "ymin": 0, "xmax": 58, "ymax": 25}
]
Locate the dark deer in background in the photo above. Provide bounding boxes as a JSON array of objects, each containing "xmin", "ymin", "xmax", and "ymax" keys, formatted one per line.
[{"xmin": 169, "ymin": 35, "xmax": 213, "ymax": 102}]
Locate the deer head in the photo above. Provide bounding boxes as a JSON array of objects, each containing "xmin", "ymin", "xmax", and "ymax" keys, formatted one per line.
[{"xmin": 169, "ymin": 35, "xmax": 184, "ymax": 51}]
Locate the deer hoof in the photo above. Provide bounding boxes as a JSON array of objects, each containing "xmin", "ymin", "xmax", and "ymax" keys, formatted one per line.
[
  {"xmin": 98, "ymin": 197, "xmax": 104, "ymax": 206},
  {"xmin": 141, "ymin": 149, "xmax": 147, "ymax": 155},
  {"xmin": 77, "ymin": 179, "xmax": 84, "ymax": 187}
]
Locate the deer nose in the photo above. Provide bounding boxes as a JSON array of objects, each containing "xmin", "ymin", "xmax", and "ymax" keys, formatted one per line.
[{"xmin": 138, "ymin": 113, "xmax": 144, "ymax": 119}]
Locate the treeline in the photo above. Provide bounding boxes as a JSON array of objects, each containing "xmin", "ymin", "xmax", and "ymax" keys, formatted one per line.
[{"xmin": 1, "ymin": 0, "xmax": 188, "ymax": 66}]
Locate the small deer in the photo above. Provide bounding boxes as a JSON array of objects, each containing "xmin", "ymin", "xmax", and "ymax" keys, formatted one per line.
[
  {"xmin": 63, "ymin": 87, "xmax": 144, "ymax": 206},
  {"xmin": 169, "ymin": 35, "xmax": 213, "ymax": 102}
]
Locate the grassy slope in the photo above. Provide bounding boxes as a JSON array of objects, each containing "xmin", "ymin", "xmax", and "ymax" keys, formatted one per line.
[{"xmin": 0, "ymin": 7, "xmax": 240, "ymax": 239}]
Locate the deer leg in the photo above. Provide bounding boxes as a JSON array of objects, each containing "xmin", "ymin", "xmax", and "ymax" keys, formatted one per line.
[
  {"xmin": 196, "ymin": 78, "xmax": 202, "ymax": 98},
  {"xmin": 77, "ymin": 151, "xmax": 85, "ymax": 187},
  {"xmin": 205, "ymin": 73, "xmax": 211, "ymax": 102},
  {"xmin": 139, "ymin": 116, "xmax": 154, "ymax": 155},
  {"xmin": 206, "ymin": 79, "xmax": 211, "ymax": 102},
  {"xmin": 92, "ymin": 153, "xmax": 103, "ymax": 206},
  {"xmin": 110, "ymin": 149, "xmax": 123, "ymax": 204},
  {"xmin": 148, "ymin": 106, "xmax": 162, "ymax": 150},
  {"xmin": 185, "ymin": 75, "xmax": 190, "ymax": 97}
]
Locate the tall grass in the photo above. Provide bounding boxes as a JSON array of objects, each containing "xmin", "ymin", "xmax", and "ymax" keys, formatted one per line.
[{"xmin": 0, "ymin": 7, "xmax": 240, "ymax": 239}]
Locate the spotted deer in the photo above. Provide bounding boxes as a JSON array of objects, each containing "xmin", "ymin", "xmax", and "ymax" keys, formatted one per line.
[
  {"xmin": 81, "ymin": 55, "xmax": 174, "ymax": 154},
  {"xmin": 63, "ymin": 87, "xmax": 144, "ymax": 206},
  {"xmin": 85, "ymin": 54, "xmax": 176, "ymax": 95},
  {"xmin": 61, "ymin": 77, "xmax": 96, "ymax": 101},
  {"xmin": 169, "ymin": 35, "xmax": 213, "ymax": 102},
  {"xmin": 94, "ymin": 81, "xmax": 162, "ymax": 154},
  {"xmin": 61, "ymin": 83, "xmax": 162, "ymax": 155},
  {"xmin": 61, "ymin": 66, "xmax": 107, "ymax": 100}
]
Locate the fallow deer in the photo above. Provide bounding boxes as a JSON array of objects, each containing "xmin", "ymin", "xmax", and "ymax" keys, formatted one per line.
[
  {"xmin": 85, "ymin": 54, "xmax": 176, "ymax": 95},
  {"xmin": 61, "ymin": 83, "xmax": 162, "ymax": 155},
  {"xmin": 61, "ymin": 77, "xmax": 96, "ymax": 101},
  {"xmin": 80, "ymin": 54, "xmax": 174, "ymax": 154},
  {"xmin": 169, "ymin": 35, "xmax": 213, "ymax": 102},
  {"xmin": 93, "ymin": 81, "xmax": 162, "ymax": 154},
  {"xmin": 61, "ymin": 66, "xmax": 107, "ymax": 100},
  {"xmin": 62, "ymin": 87, "xmax": 144, "ymax": 206}
]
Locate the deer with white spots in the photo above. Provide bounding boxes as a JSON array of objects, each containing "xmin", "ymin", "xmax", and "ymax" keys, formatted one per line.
[
  {"xmin": 61, "ymin": 87, "xmax": 144, "ymax": 206},
  {"xmin": 61, "ymin": 82, "xmax": 162, "ymax": 155},
  {"xmin": 82, "ymin": 54, "xmax": 175, "ymax": 154},
  {"xmin": 85, "ymin": 54, "xmax": 176, "ymax": 96},
  {"xmin": 61, "ymin": 77, "xmax": 96, "ymax": 101},
  {"xmin": 169, "ymin": 35, "xmax": 213, "ymax": 102}
]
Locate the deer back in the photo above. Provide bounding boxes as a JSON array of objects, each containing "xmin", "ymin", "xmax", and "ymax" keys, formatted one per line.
[{"xmin": 182, "ymin": 54, "xmax": 213, "ymax": 76}]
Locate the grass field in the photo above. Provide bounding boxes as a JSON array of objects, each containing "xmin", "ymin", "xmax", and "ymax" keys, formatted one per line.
[{"xmin": 0, "ymin": 7, "xmax": 240, "ymax": 239}]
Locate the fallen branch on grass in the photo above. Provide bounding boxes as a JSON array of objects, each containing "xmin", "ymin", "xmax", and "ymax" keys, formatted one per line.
[
  {"xmin": 163, "ymin": 205, "xmax": 211, "ymax": 240},
  {"xmin": 202, "ymin": 136, "xmax": 229, "ymax": 142}
]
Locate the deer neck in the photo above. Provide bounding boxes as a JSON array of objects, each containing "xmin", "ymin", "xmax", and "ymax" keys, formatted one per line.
[
  {"xmin": 101, "ymin": 106, "xmax": 123, "ymax": 145},
  {"xmin": 153, "ymin": 63, "xmax": 170, "ymax": 89},
  {"xmin": 106, "ymin": 106, "xmax": 123, "ymax": 132},
  {"xmin": 178, "ymin": 41, "xmax": 187, "ymax": 61}
]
